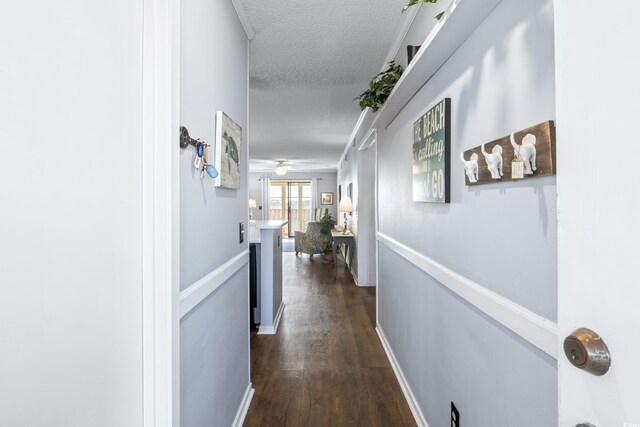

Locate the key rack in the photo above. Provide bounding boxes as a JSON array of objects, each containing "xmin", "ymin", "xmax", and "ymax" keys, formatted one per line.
[
  {"xmin": 179, "ymin": 125, "xmax": 219, "ymax": 180},
  {"xmin": 180, "ymin": 126, "xmax": 207, "ymax": 149}
]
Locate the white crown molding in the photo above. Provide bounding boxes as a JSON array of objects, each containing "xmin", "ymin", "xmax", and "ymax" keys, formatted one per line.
[
  {"xmin": 231, "ymin": 0, "xmax": 255, "ymax": 40},
  {"xmin": 179, "ymin": 250, "xmax": 250, "ymax": 318},
  {"xmin": 377, "ymin": 233, "xmax": 559, "ymax": 359}
]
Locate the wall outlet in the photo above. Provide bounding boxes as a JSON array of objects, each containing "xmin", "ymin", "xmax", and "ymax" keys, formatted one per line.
[{"xmin": 451, "ymin": 402, "xmax": 460, "ymax": 427}]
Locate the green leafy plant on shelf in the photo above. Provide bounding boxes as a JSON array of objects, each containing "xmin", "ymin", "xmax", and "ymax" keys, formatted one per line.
[
  {"xmin": 318, "ymin": 212, "xmax": 336, "ymax": 236},
  {"xmin": 402, "ymin": 0, "xmax": 445, "ymax": 21},
  {"xmin": 354, "ymin": 61, "xmax": 404, "ymax": 112}
]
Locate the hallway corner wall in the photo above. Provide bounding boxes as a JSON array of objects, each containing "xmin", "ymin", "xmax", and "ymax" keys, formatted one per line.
[
  {"xmin": 179, "ymin": 0, "xmax": 250, "ymax": 425},
  {"xmin": 338, "ymin": 146, "xmax": 377, "ymax": 286},
  {"xmin": 376, "ymin": 0, "xmax": 558, "ymax": 425}
]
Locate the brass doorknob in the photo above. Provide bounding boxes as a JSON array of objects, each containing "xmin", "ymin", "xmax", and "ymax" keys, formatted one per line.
[{"xmin": 563, "ymin": 328, "xmax": 611, "ymax": 376}]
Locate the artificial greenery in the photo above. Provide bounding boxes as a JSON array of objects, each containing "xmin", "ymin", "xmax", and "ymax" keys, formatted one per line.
[
  {"xmin": 402, "ymin": 0, "xmax": 445, "ymax": 21},
  {"xmin": 318, "ymin": 212, "xmax": 337, "ymax": 235},
  {"xmin": 402, "ymin": 0, "xmax": 437, "ymax": 13},
  {"xmin": 354, "ymin": 61, "xmax": 404, "ymax": 112}
]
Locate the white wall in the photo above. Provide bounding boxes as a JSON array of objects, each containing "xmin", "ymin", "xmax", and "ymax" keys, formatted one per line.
[
  {"xmin": 179, "ymin": 0, "xmax": 250, "ymax": 425},
  {"xmin": 376, "ymin": 0, "xmax": 558, "ymax": 425},
  {"xmin": 338, "ymin": 145, "xmax": 376, "ymax": 286},
  {"xmin": 248, "ymin": 171, "xmax": 338, "ymax": 222},
  {"xmin": 0, "ymin": 1, "xmax": 144, "ymax": 426}
]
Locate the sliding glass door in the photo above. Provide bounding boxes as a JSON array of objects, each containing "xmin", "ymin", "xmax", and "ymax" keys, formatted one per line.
[{"xmin": 269, "ymin": 181, "xmax": 311, "ymax": 237}]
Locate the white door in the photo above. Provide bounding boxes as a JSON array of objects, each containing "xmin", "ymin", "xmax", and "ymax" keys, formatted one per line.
[{"xmin": 555, "ymin": 4, "xmax": 640, "ymax": 426}]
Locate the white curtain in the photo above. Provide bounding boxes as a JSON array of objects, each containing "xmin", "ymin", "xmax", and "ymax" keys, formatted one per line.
[
  {"xmin": 260, "ymin": 177, "xmax": 271, "ymax": 220},
  {"xmin": 310, "ymin": 178, "xmax": 318, "ymax": 221}
]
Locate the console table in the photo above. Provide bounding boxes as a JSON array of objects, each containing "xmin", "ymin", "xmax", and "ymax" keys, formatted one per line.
[{"xmin": 331, "ymin": 229, "xmax": 355, "ymax": 279}]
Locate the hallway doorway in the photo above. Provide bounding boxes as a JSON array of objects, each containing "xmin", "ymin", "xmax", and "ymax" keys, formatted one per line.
[{"xmin": 269, "ymin": 181, "xmax": 312, "ymax": 237}]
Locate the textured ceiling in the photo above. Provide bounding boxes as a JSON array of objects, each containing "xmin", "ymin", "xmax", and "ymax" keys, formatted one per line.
[{"xmin": 244, "ymin": 0, "xmax": 407, "ymax": 172}]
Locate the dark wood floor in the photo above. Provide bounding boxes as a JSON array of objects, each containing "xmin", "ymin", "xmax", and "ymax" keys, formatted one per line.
[{"xmin": 244, "ymin": 253, "xmax": 417, "ymax": 427}]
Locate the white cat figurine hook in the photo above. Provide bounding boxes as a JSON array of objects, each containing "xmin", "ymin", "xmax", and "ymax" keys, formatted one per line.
[
  {"xmin": 460, "ymin": 152, "xmax": 479, "ymax": 183},
  {"xmin": 510, "ymin": 132, "xmax": 537, "ymax": 174},
  {"xmin": 481, "ymin": 142, "xmax": 503, "ymax": 179}
]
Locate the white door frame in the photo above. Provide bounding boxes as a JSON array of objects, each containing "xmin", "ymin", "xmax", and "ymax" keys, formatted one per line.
[{"xmin": 142, "ymin": 0, "xmax": 181, "ymax": 425}]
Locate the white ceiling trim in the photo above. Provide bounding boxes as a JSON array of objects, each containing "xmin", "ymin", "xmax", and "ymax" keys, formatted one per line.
[
  {"xmin": 231, "ymin": 0, "xmax": 255, "ymax": 40},
  {"xmin": 338, "ymin": 3, "xmax": 423, "ymax": 167}
]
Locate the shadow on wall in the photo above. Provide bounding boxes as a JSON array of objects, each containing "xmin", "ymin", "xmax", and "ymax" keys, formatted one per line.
[
  {"xmin": 455, "ymin": 0, "xmax": 555, "ymax": 143},
  {"xmin": 468, "ymin": 175, "xmax": 554, "ymax": 236}
]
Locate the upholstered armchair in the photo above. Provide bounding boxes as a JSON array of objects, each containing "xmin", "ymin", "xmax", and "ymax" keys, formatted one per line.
[{"xmin": 294, "ymin": 221, "xmax": 332, "ymax": 258}]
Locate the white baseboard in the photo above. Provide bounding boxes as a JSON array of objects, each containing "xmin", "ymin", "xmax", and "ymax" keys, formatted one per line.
[
  {"xmin": 231, "ymin": 383, "xmax": 255, "ymax": 427},
  {"xmin": 257, "ymin": 301, "xmax": 285, "ymax": 335},
  {"xmin": 376, "ymin": 326, "xmax": 429, "ymax": 427},
  {"xmin": 350, "ymin": 268, "xmax": 359, "ymax": 285}
]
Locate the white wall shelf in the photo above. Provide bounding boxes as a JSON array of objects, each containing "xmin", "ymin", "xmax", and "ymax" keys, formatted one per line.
[{"xmin": 371, "ymin": 0, "xmax": 504, "ymax": 130}]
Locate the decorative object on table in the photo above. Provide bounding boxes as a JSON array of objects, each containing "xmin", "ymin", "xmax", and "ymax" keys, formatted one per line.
[
  {"xmin": 413, "ymin": 97, "xmax": 451, "ymax": 203},
  {"xmin": 249, "ymin": 199, "xmax": 257, "ymax": 222},
  {"xmin": 338, "ymin": 197, "xmax": 353, "ymax": 234},
  {"xmin": 481, "ymin": 142, "xmax": 503, "ymax": 180},
  {"xmin": 354, "ymin": 61, "xmax": 403, "ymax": 112},
  {"xmin": 274, "ymin": 161, "xmax": 287, "ymax": 176},
  {"xmin": 179, "ymin": 126, "xmax": 218, "ymax": 180},
  {"xmin": 460, "ymin": 152, "xmax": 479, "ymax": 183},
  {"xmin": 510, "ymin": 132, "xmax": 537, "ymax": 175},
  {"xmin": 407, "ymin": 45, "xmax": 421, "ymax": 64},
  {"xmin": 214, "ymin": 111, "xmax": 242, "ymax": 189},
  {"xmin": 321, "ymin": 192, "xmax": 333, "ymax": 205},
  {"xmin": 294, "ymin": 221, "xmax": 333, "ymax": 259},
  {"xmin": 462, "ymin": 121, "xmax": 556, "ymax": 185}
]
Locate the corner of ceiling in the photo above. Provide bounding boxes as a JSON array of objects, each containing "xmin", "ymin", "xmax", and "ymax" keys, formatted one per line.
[{"xmin": 231, "ymin": 0, "xmax": 255, "ymax": 40}]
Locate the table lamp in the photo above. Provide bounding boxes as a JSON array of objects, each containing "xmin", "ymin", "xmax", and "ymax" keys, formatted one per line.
[
  {"xmin": 249, "ymin": 199, "xmax": 257, "ymax": 222},
  {"xmin": 338, "ymin": 197, "xmax": 353, "ymax": 234}
]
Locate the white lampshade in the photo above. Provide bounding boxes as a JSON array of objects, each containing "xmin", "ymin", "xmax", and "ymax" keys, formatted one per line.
[
  {"xmin": 248, "ymin": 199, "xmax": 257, "ymax": 209},
  {"xmin": 339, "ymin": 197, "xmax": 353, "ymax": 212}
]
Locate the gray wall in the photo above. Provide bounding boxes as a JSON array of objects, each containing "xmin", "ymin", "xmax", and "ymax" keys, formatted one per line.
[
  {"xmin": 376, "ymin": 0, "xmax": 558, "ymax": 425},
  {"xmin": 248, "ymin": 171, "xmax": 338, "ymax": 222},
  {"xmin": 180, "ymin": 0, "xmax": 250, "ymax": 425}
]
